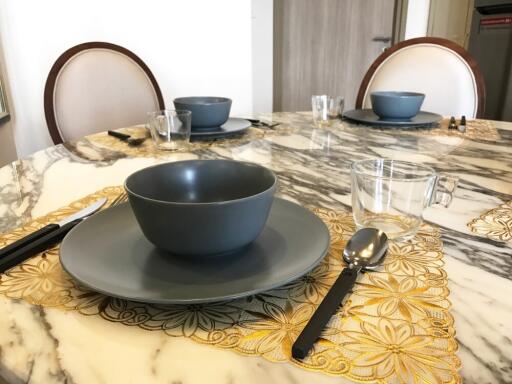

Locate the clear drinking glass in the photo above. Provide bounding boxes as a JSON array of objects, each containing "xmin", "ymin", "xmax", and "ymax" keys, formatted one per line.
[
  {"xmin": 351, "ymin": 159, "xmax": 458, "ymax": 240},
  {"xmin": 311, "ymin": 95, "xmax": 344, "ymax": 127},
  {"xmin": 147, "ymin": 109, "xmax": 191, "ymax": 151}
]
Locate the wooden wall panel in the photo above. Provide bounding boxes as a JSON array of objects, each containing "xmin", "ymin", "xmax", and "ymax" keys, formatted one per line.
[{"xmin": 273, "ymin": 0, "xmax": 395, "ymax": 112}]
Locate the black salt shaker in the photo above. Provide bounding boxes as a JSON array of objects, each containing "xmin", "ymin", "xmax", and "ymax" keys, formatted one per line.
[
  {"xmin": 448, "ymin": 116, "xmax": 457, "ymax": 130},
  {"xmin": 458, "ymin": 116, "xmax": 467, "ymax": 133}
]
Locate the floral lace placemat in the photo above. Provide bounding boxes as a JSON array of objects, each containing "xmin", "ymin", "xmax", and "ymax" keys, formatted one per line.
[
  {"xmin": 261, "ymin": 112, "xmax": 500, "ymax": 143},
  {"xmin": 78, "ymin": 124, "xmax": 281, "ymax": 159},
  {"xmin": 0, "ymin": 187, "xmax": 460, "ymax": 383},
  {"xmin": 343, "ymin": 117, "xmax": 500, "ymax": 142},
  {"xmin": 406, "ymin": 119, "xmax": 500, "ymax": 142},
  {"xmin": 468, "ymin": 201, "xmax": 512, "ymax": 242}
]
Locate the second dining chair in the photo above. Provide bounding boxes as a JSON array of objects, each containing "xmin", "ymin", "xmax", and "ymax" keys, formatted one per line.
[
  {"xmin": 44, "ymin": 42, "xmax": 165, "ymax": 144},
  {"xmin": 356, "ymin": 37, "xmax": 486, "ymax": 118}
]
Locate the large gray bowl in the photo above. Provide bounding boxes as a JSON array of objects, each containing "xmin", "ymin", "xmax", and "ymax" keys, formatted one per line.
[
  {"xmin": 125, "ymin": 160, "xmax": 276, "ymax": 256},
  {"xmin": 370, "ymin": 91, "xmax": 425, "ymax": 120},
  {"xmin": 173, "ymin": 96, "xmax": 232, "ymax": 128}
]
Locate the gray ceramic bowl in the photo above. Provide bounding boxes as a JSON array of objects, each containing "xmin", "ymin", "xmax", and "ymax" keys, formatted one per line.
[
  {"xmin": 173, "ymin": 96, "xmax": 232, "ymax": 128},
  {"xmin": 370, "ymin": 91, "xmax": 425, "ymax": 119},
  {"xmin": 125, "ymin": 160, "xmax": 276, "ymax": 256}
]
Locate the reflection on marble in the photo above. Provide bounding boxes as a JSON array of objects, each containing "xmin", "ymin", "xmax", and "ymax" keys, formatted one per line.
[{"xmin": 0, "ymin": 113, "xmax": 512, "ymax": 383}]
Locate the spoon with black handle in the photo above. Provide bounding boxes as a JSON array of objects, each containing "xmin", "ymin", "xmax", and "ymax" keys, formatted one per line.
[
  {"xmin": 245, "ymin": 118, "xmax": 281, "ymax": 129},
  {"xmin": 292, "ymin": 228, "xmax": 388, "ymax": 360},
  {"xmin": 108, "ymin": 130, "xmax": 146, "ymax": 146}
]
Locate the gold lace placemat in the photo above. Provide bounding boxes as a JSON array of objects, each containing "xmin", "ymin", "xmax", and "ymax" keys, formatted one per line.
[
  {"xmin": 405, "ymin": 119, "xmax": 500, "ymax": 142},
  {"xmin": 468, "ymin": 201, "xmax": 512, "ymax": 242},
  {"xmin": 81, "ymin": 125, "xmax": 276, "ymax": 158},
  {"xmin": 340, "ymin": 116, "xmax": 499, "ymax": 142},
  {"xmin": 0, "ymin": 187, "xmax": 460, "ymax": 383}
]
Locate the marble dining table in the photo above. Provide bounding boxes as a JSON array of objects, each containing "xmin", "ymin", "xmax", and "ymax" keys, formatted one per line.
[{"xmin": 0, "ymin": 112, "xmax": 511, "ymax": 384}]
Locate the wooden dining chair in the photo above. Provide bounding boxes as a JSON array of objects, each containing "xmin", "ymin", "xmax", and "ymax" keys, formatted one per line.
[
  {"xmin": 44, "ymin": 42, "xmax": 165, "ymax": 144},
  {"xmin": 356, "ymin": 37, "xmax": 485, "ymax": 118}
]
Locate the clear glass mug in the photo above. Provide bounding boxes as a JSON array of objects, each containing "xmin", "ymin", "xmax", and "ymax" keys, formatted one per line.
[
  {"xmin": 311, "ymin": 95, "xmax": 344, "ymax": 127},
  {"xmin": 351, "ymin": 159, "xmax": 458, "ymax": 240},
  {"xmin": 147, "ymin": 109, "xmax": 191, "ymax": 151}
]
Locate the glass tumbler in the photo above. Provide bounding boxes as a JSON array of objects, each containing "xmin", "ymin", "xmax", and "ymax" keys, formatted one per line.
[
  {"xmin": 148, "ymin": 109, "xmax": 191, "ymax": 151},
  {"xmin": 311, "ymin": 95, "xmax": 344, "ymax": 127},
  {"xmin": 351, "ymin": 159, "xmax": 458, "ymax": 240}
]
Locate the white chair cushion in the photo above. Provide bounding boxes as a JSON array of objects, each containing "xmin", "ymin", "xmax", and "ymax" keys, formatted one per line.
[
  {"xmin": 53, "ymin": 49, "xmax": 160, "ymax": 141},
  {"xmin": 362, "ymin": 44, "xmax": 478, "ymax": 118}
]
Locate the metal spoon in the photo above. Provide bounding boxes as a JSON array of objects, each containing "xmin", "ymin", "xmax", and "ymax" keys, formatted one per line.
[
  {"xmin": 245, "ymin": 118, "xmax": 281, "ymax": 129},
  {"xmin": 341, "ymin": 227, "xmax": 389, "ymax": 272},
  {"xmin": 292, "ymin": 228, "xmax": 388, "ymax": 360}
]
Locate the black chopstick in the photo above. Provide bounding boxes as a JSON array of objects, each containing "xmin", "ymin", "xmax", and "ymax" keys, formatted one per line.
[
  {"xmin": 108, "ymin": 130, "xmax": 131, "ymax": 140},
  {"xmin": 0, "ymin": 219, "xmax": 81, "ymax": 273},
  {"xmin": 0, "ymin": 223, "xmax": 59, "ymax": 259},
  {"xmin": 292, "ymin": 267, "xmax": 359, "ymax": 360}
]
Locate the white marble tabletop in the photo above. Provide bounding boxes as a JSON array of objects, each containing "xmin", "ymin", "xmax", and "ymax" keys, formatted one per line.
[{"xmin": 0, "ymin": 113, "xmax": 511, "ymax": 384}]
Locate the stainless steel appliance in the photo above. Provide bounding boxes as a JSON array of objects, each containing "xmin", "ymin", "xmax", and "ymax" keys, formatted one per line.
[{"xmin": 468, "ymin": 0, "xmax": 512, "ymax": 120}]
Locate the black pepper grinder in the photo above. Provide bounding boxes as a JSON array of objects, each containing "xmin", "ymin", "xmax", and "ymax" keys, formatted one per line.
[
  {"xmin": 458, "ymin": 116, "xmax": 467, "ymax": 133},
  {"xmin": 448, "ymin": 116, "xmax": 457, "ymax": 130}
]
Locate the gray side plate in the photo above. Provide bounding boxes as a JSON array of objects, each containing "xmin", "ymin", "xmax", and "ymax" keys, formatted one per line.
[
  {"xmin": 60, "ymin": 198, "xmax": 330, "ymax": 304},
  {"xmin": 191, "ymin": 117, "xmax": 251, "ymax": 138},
  {"xmin": 343, "ymin": 109, "xmax": 443, "ymax": 127}
]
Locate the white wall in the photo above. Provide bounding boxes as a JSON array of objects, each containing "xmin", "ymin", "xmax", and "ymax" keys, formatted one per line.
[
  {"xmin": 251, "ymin": 0, "xmax": 273, "ymax": 114},
  {"xmin": 0, "ymin": 37, "xmax": 17, "ymax": 166},
  {"xmin": 0, "ymin": 0, "xmax": 273, "ymax": 157},
  {"xmin": 404, "ymin": 0, "xmax": 431, "ymax": 39}
]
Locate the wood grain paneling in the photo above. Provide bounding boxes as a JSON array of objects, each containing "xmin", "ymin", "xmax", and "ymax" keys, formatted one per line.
[{"xmin": 273, "ymin": 0, "xmax": 395, "ymax": 112}]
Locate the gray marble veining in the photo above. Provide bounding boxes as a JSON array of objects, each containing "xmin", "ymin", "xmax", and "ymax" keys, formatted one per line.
[{"xmin": 0, "ymin": 113, "xmax": 511, "ymax": 383}]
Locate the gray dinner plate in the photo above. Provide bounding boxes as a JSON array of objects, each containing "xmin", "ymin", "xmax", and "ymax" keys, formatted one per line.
[
  {"xmin": 60, "ymin": 198, "xmax": 330, "ymax": 304},
  {"xmin": 191, "ymin": 117, "xmax": 251, "ymax": 139},
  {"xmin": 343, "ymin": 109, "xmax": 443, "ymax": 127}
]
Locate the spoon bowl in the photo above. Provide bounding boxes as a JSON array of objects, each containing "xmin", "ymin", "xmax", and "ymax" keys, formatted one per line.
[
  {"xmin": 127, "ymin": 137, "xmax": 146, "ymax": 146},
  {"xmin": 342, "ymin": 228, "xmax": 388, "ymax": 271}
]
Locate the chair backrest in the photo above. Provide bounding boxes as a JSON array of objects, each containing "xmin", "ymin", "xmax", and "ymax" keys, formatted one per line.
[
  {"xmin": 44, "ymin": 42, "xmax": 165, "ymax": 144},
  {"xmin": 356, "ymin": 37, "xmax": 485, "ymax": 118}
]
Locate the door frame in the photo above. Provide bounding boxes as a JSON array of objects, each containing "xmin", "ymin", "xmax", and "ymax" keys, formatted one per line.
[
  {"xmin": 427, "ymin": 0, "xmax": 474, "ymax": 48},
  {"xmin": 393, "ymin": 0, "xmax": 409, "ymax": 43}
]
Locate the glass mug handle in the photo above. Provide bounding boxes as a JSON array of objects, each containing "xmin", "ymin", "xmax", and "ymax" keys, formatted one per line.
[{"xmin": 431, "ymin": 175, "xmax": 458, "ymax": 207}]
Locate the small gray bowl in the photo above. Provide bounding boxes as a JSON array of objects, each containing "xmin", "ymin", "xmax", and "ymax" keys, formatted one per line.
[
  {"xmin": 173, "ymin": 96, "xmax": 232, "ymax": 128},
  {"xmin": 125, "ymin": 160, "xmax": 276, "ymax": 256},
  {"xmin": 370, "ymin": 91, "xmax": 425, "ymax": 120}
]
